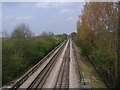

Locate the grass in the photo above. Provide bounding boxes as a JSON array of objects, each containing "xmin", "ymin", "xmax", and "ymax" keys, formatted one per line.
[{"xmin": 72, "ymin": 41, "xmax": 107, "ymax": 88}]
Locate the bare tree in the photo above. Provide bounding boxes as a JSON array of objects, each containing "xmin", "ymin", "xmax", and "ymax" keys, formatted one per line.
[
  {"xmin": 41, "ymin": 31, "xmax": 54, "ymax": 36},
  {"xmin": 11, "ymin": 23, "xmax": 34, "ymax": 39},
  {"xmin": 2, "ymin": 30, "xmax": 9, "ymax": 38}
]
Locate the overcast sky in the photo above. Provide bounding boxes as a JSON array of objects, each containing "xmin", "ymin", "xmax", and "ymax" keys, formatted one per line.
[{"xmin": 2, "ymin": 2, "xmax": 84, "ymax": 36}]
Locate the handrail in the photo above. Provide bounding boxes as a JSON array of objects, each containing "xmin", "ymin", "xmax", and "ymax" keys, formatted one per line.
[{"xmin": 10, "ymin": 39, "xmax": 66, "ymax": 90}]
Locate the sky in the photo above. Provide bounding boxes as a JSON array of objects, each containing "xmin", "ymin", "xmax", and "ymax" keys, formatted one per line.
[{"xmin": 2, "ymin": 2, "xmax": 84, "ymax": 36}]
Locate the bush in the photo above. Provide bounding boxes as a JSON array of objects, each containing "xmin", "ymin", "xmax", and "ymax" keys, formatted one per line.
[
  {"xmin": 2, "ymin": 35, "xmax": 66, "ymax": 85},
  {"xmin": 81, "ymin": 44, "xmax": 92, "ymax": 56}
]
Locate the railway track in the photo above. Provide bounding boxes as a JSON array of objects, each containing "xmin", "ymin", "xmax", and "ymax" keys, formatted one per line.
[
  {"xmin": 25, "ymin": 39, "xmax": 69, "ymax": 90},
  {"xmin": 9, "ymin": 39, "xmax": 72, "ymax": 90},
  {"xmin": 9, "ymin": 39, "xmax": 68, "ymax": 90},
  {"xmin": 54, "ymin": 40, "xmax": 70, "ymax": 89}
]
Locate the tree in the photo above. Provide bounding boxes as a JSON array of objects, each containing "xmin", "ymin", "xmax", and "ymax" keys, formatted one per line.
[
  {"xmin": 77, "ymin": 2, "xmax": 119, "ymax": 88},
  {"xmin": 11, "ymin": 23, "xmax": 34, "ymax": 64},
  {"xmin": 11, "ymin": 23, "xmax": 33, "ymax": 39},
  {"xmin": 2, "ymin": 30, "xmax": 9, "ymax": 38},
  {"xmin": 41, "ymin": 31, "xmax": 54, "ymax": 36}
]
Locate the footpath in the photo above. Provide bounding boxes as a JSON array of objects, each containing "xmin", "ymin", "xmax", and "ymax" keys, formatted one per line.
[{"xmin": 73, "ymin": 42, "xmax": 107, "ymax": 88}]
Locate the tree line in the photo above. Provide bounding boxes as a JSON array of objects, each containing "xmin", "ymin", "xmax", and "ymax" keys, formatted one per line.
[
  {"xmin": 3, "ymin": 23, "xmax": 67, "ymax": 85},
  {"xmin": 72, "ymin": 2, "xmax": 119, "ymax": 88}
]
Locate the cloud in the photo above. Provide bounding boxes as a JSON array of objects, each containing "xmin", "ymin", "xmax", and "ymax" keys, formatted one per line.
[
  {"xmin": 67, "ymin": 16, "xmax": 73, "ymax": 21},
  {"xmin": 16, "ymin": 16, "xmax": 33, "ymax": 20},
  {"xmin": 34, "ymin": 2, "xmax": 72, "ymax": 9},
  {"xmin": 34, "ymin": 3, "xmax": 49, "ymax": 8},
  {"xmin": 60, "ymin": 9, "xmax": 73, "ymax": 13}
]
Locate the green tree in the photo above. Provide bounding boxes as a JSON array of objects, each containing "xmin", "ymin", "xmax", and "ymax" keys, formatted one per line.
[{"xmin": 76, "ymin": 2, "xmax": 119, "ymax": 88}]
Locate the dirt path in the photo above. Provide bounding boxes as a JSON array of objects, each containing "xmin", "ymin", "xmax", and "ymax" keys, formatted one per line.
[
  {"xmin": 69, "ymin": 39, "xmax": 80, "ymax": 88},
  {"xmin": 73, "ymin": 41, "xmax": 107, "ymax": 88}
]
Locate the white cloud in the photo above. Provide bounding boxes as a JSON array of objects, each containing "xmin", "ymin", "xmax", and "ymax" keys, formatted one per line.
[
  {"xmin": 34, "ymin": 2, "xmax": 72, "ymax": 9},
  {"xmin": 34, "ymin": 3, "xmax": 49, "ymax": 8},
  {"xmin": 60, "ymin": 9, "xmax": 73, "ymax": 13},
  {"xmin": 16, "ymin": 16, "xmax": 33, "ymax": 20},
  {"xmin": 67, "ymin": 16, "xmax": 73, "ymax": 21}
]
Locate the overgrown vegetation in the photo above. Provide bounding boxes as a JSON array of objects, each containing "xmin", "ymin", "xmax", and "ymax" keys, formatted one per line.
[
  {"xmin": 72, "ymin": 2, "xmax": 119, "ymax": 88},
  {"xmin": 2, "ymin": 24, "xmax": 67, "ymax": 85}
]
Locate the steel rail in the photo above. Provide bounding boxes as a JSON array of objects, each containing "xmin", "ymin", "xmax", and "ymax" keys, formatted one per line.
[
  {"xmin": 26, "ymin": 39, "xmax": 68, "ymax": 90},
  {"xmin": 10, "ymin": 39, "xmax": 67, "ymax": 90},
  {"xmin": 54, "ymin": 39, "xmax": 70, "ymax": 89}
]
